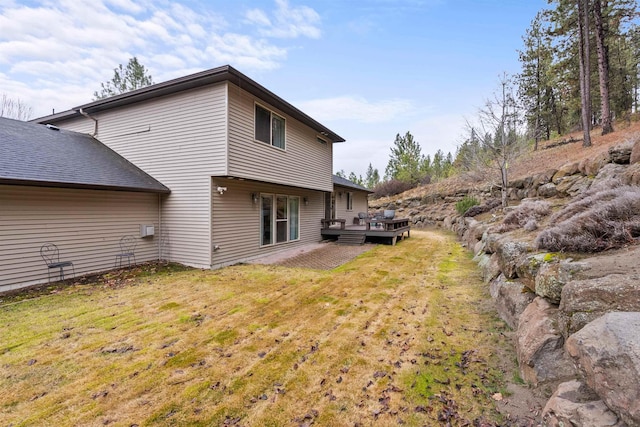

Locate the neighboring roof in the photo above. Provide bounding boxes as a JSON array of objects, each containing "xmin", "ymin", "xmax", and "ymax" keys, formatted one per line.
[
  {"xmin": 0, "ymin": 117, "xmax": 170, "ymax": 193},
  {"xmin": 33, "ymin": 65, "xmax": 345, "ymax": 143},
  {"xmin": 333, "ymin": 174, "xmax": 373, "ymax": 193}
]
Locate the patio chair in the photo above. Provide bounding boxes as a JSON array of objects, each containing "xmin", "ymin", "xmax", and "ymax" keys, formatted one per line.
[
  {"xmin": 114, "ymin": 235, "xmax": 137, "ymax": 268},
  {"xmin": 357, "ymin": 212, "xmax": 367, "ymax": 225},
  {"xmin": 40, "ymin": 243, "xmax": 75, "ymax": 283}
]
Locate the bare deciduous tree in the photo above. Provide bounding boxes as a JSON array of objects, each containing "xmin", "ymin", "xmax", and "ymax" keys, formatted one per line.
[
  {"xmin": 1, "ymin": 94, "xmax": 33, "ymax": 121},
  {"xmin": 460, "ymin": 75, "xmax": 529, "ymax": 208}
]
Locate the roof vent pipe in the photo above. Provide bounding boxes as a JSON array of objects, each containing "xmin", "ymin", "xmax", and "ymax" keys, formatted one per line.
[{"xmin": 78, "ymin": 108, "xmax": 98, "ymax": 137}]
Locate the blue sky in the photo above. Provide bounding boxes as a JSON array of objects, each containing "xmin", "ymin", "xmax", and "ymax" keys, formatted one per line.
[{"xmin": 0, "ymin": 0, "xmax": 548, "ymax": 177}]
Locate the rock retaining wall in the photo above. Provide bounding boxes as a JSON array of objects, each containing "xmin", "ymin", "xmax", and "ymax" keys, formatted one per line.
[{"xmin": 370, "ymin": 138, "xmax": 640, "ymax": 425}]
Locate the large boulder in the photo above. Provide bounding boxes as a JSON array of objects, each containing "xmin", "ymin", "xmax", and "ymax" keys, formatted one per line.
[
  {"xmin": 538, "ymin": 182, "xmax": 559, "ymax": 198},
  {"xmin": 622, "ymin": 162, "xmax": 640, "ymax": 186},
  {"xmin": 609, "ymin": 142, "xmax": 634, "ymax": 164},
  {"xmin": 579, "ymin": 152, "xmax": 609, "ymax": 176},
  {"xmin": 535, "ymin": 260, "xmax": 588, "ymax": 304},
  {"xmin": 556, "ymin": 174, "xmax": 592, "ymax": 197},
  {"xmin": 495, "ymin": 240, "xmax": 532, "ymax": 279},
  {"xmin": 631, "ymin": 137, "xmax": 640, "ymax": 164},
  {"xmin": 477, "ymin": 252, "xmax": 501, "ymax": 283},
  {"xmin": 531, "ymin": 168, "xmax": 558, "ymax": 188},
  {"xmin": 559, "ymin": 274, "xmax": 640, "ymax": 336},
  {"xmin": 516, "ymin": 297, "xmax": 575, "ymax": 385},
  {"xmin": 552, "ymin": 162, "xmax": 581, "ymax": 183},
  {"xmin": 591, "ymin": 163, "xmax": 628, "ymax": 189},
  {"xmin": 566, "ymin": 312, "xmax": 640, "ymax": 426},
  {"xmin": 489, "ymin": 274, "xmax": 535, "ymax": 330},
  {"xmin": 515, "ymin": 252, "xmax": 560, "ymax": 292},
  {"xmin": 543, "ymin": 380, "xmax": 625, "ymax": 427}
]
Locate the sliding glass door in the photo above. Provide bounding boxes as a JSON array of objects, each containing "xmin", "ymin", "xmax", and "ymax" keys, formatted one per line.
[{"xmin": 261, "ymin": 194, "xmax": 300, "ymax": 246}]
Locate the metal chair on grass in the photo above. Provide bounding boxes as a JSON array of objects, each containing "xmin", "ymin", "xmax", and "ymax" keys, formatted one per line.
[
  {"xmin": 115, "ymin": 235, "xmax": 137, "ymax": 268},
  {"xmin": 40, "ymin": 243, "xmax": 75, "ymax": 283}
]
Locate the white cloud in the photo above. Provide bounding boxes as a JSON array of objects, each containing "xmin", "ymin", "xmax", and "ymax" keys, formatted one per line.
[
  {"xmin": 246, "ymin": 0, "xmax": 321, "ymax": 39},
  {"xmin": 0, "ymin": 0, "xmax": 317, "ymax": 118},
  {"xmin": 298, "ymin": 96, "xmax": 416, "ymax": 124},
  {"xmin": 205, "ymin": 33, "xmax": 287, "ymax": 71}
]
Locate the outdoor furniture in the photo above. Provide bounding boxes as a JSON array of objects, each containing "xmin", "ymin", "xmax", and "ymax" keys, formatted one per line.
[
  {"xmin": 383, "ymin": 209, "xmax": 396, "ymax": 219},
  {"xmin": 365, "ymin": 217, "xmax": 410, "ymax": 231},
  {"xmin": 357, "ymin": 212, "xmax": 367, "ymax": 225},
  {"xmin": 115, "ymin": 235, "xmax": 137, "ymax": 268},
  {"xmin": 40, "ymin": 243, "xmax": 75, "ymax": 283}
]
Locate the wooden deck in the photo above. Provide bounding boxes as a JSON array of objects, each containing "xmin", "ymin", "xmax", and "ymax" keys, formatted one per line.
[{"xmin": 320, "ymin": 218, "xmax": 411, "ymax": 246}]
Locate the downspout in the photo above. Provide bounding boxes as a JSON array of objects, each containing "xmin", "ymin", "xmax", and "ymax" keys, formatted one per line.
[
  {"xmin": 158, "ymin": 193, "xmax": 162, "ymax": 262},
  {"xmin": 78, "ymin": 108, "xmax": 98, "ymax": 137}
]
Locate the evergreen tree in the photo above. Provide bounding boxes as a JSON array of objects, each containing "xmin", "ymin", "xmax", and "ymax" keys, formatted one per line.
[
  {"xmin": 94, "ymin": 57, "xmax": 154, "ymax": 100},
  {"xmin": 518, "ymin": 11, "xmax": 556, "ymax": 148},
  {"xmin": 364, "ymin": 163, "xmax": 380, "ymax": 189},
  {"xmin": 348, "ymin": 172, "xmax": 364, "ymax": 186},
  {"xmin": 384, "ymin": 131, "xmax": 425, "ymax": 184}
]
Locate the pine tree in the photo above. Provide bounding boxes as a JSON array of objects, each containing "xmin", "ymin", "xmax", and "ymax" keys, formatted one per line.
[
  {"xmin": 94, "ymin": 57, "xmax": 154, "ymax": 100},
  {"xmin": 518, "ymin": 11, "xmax": 555, "ymax": 148},
  {"xmin": 364, "ymin": 163, "xmax": 380, "ymax": 189},
  {"xmin": 348, "ymin": 172, "xmax": 364, "ymax": 186},
  {"xmin": 384, "ymin": 131, "xmax": 425, "ymax": 184}
]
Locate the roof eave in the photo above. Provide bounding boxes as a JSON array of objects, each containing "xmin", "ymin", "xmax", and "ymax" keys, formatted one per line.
[
  {"xmin": 0, "ymin": 178, "xmax": 171, "ymax": 194},
  {"xmin": 36, "ymin": 65, "xmax": 345, "ymax": 143}
]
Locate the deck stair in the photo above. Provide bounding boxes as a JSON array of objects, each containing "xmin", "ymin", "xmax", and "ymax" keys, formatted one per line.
[{"xmin": 336, "ymin": 233, "xmax": 366, "ymax": 245}]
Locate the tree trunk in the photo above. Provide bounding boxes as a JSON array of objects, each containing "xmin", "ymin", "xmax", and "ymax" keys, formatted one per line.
[
  {"xmin": 578, "ymin": 0, "xmax": 592, "ymax": 147},
  {"xmin": 501, "ymin": 164, "xmax": 508, "ymax": 208},
  {"xmin": 594, "ymin": 0, "xmax": 614, "ymax": 135}
]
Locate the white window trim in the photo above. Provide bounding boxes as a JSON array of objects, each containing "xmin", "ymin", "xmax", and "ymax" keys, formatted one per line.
[
  {"xmin": 260, "ymin": 193, "xmax": 300, "ymax": 247},
  {"xmin": 346, "ymin": 192, "xmax": 354, "ymax": 211},
  {"xmin": 254, "ymin": 102, "xmax": 286, "ymax": 151}
]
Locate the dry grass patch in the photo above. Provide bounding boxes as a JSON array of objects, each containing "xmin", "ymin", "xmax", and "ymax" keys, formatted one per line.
[{"xmin": 1, "ymin": 230, "xmax": 512, "ymax": 426}]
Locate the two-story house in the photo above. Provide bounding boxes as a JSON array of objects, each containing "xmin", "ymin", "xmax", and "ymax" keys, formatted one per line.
[{"xmin": 1, "ymin": 65, "xmax": 345, "ymax": 292}]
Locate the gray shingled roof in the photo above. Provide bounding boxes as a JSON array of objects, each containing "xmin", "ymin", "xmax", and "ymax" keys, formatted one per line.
[
  {"xmin": 333, "ymin": 174, "xmax": 372, "ymax": 193},
  {"xmin": 0, "ymin": 117, "xmax": 170, "ymax": 193}
]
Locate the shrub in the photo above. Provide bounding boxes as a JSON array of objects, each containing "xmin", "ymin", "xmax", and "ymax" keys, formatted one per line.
[
  {"xmin": 462, "ymin": 198, "xmax": 501, "ymax": 217},
  {"xmin": 372, "ymin": 179, "xmax": 414, "ymax": 198},
  {"xmin": 523, "ymin": 220, "xmax": 538, "ymax": 232},
  {"xmin": 456, "ymin": 195, "xmax": 480, "ymax": 215},
  {"xmin": 496, "ymin": 200, "xmax": 551, "ymax": 232},
  {"xmin": 536, "ymin": 185, "xmax": 640, "ymax": 252}
]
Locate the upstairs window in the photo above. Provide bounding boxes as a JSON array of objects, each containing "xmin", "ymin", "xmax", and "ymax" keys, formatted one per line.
[{"xmin": 255, "ymin": 104, "xmax": 285, "ymax": 149}]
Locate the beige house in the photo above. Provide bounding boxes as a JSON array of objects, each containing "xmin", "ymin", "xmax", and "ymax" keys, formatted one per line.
[
  {"xmin": 0, "ymin": 117, "xmax": 170, "ymax": 292},
  {"xmin": 0, "ymin": 65, "xmax": 346, "ymax": 292},
  {"xmin": 331, "ymin": 174, "xmax": 372, "ymax": 225}
]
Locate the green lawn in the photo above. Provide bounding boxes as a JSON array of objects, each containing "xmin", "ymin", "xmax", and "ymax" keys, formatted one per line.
[{"xmin": 0, "ymin": 230, "xmax": 511, "ymax": 426}]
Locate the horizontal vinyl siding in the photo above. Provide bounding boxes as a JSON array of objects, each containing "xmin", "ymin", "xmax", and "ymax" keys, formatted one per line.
[
  {"xmin": 211, "ymin": 179, "xmax": 324, "ymax": 268},
  {"xmin": 0, "ymin": 185, "xmax": 159, "ymax": 292},
  {"xmin": 227, "ymin": 84, "xmax": 333, "ymax": 192},
  {"xmin": 49, "ymin": 85, "xmax": 228, "ymax": 268},
  {"xmin": 334, "ymin": 186, "xmax": 369, "ymax": 222}
]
